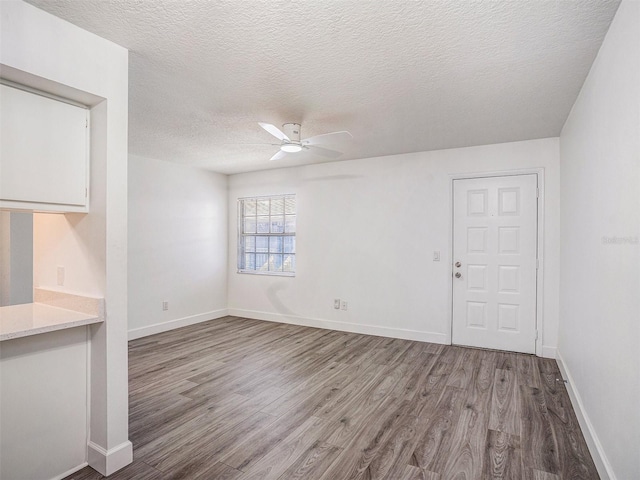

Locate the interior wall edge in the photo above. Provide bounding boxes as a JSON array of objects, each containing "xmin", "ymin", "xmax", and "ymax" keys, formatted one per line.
[
  {"xmin": 127, "ymin": 308, "xmax": 229, "ymax": 340},
  {"xmin": 87, "ymin": 439, "xmax": 133, "ymax": 477},
  {"xmin": 556, "ymin": 350, "xmax": 615, "ymax": 480},
  {"xmin": 227, "ymin": 308, "xmax": 448, "ymax": 344},
  {"xmin": 48, "ymin": 462, "xmax": 89, "ymax": 480},
  {"xmin": 540, "ymin": 346, "xmax": 556, "ymax": 359}
]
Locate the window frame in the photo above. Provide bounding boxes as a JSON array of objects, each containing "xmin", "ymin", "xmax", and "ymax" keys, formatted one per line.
[{"xmin": 237, "ymin": 194, "xmax": 296, "ymax": 276}]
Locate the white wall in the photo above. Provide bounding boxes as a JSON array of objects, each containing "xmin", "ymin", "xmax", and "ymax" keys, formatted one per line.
[
  {"xmin": 0, "ymin": 212, "xmax": 9, "ymax": 306},
  {"xmin": 228, "ymin": 137, "xmax": 560, "ymax": 355},
  {"xmin": 8, "ymin": 213, "xmax": 33, "ymax": 305},
  {"xmin": 1, "ymin": 1, "xmax": 130, "ymax": 477},
  {"xmin": 0, "ymin": 211, "xmax": 33, "ymax": 306},
  {"xmin": 558, "ymin": 1, "xmax": 639, "ymax": 478},
  {"xmin": 33, "ymin": 212, "xmax": 104, "ymax": 298},
  {"xmin": 128, "ymin": 155, "xmax": 228, "ymax": 339}
]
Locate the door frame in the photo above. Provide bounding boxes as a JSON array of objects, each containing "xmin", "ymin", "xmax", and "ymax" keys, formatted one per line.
[{"xmin": 447, "ymin": 168, "xmax": 545, "ymax": 356}]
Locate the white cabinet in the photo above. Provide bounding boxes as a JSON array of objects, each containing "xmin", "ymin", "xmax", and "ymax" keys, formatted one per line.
[{"xmin": 0, "ymin": 84, "xmax": 89, "ymax": 212}]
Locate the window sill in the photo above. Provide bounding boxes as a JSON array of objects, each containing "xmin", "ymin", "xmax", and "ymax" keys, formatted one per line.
[{"xmin": 237, "ymin": 270, "xmax": 295, "ymax": 277}]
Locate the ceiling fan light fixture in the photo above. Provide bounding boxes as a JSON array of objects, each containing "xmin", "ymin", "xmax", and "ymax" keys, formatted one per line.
[
  {"xmin": 259, "ymin": 122, "xmax": 351, "ymax": 161},
  {"xmin": 280, "ymin": 143, "xmax": 303, "ymax": 153}
]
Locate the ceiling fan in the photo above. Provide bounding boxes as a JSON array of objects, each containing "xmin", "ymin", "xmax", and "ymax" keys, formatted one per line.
[{"xmin": 258, "ymin": 122, "xmax": 352, "ymax": 161}]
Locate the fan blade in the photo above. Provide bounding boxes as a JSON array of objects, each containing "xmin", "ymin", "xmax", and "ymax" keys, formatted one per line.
[
  {"xmin": 270, "ymin": 150, "xmax": 287, "ymax": 161},
  {"xmin": 305, "ymin": 145, "xmax": 343, "ymax": 159},
  {"xmin": 302, "ymin": 131, "xmax": 352, "ymax": 145},
  {"xmin": 218, "ymin": 143, "xmax": 281, "ymax": 146},
  {"xmin": 259, "ymin": 122, "xmax": 290, "ymax": 141}
]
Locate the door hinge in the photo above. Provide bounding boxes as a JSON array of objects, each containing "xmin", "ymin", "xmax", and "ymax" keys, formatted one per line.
[
  {"xmin": 536, "ymin": 187, "xmax": 539, "ymax": 198},
  {"xmin": 536, "ymin": 258, "xmax": 540, "ymax": 269},
  {"xmin": 535, "ymin": 331, "xmax": 539, "ymax": 340},
  {"xmin": 85, "ymin": 188, "xmax": 88, "ymax": 198}
]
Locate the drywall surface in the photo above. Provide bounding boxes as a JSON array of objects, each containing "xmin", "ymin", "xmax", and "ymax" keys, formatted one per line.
[
  {"xmin": 128, "ymin": 155, "xmax": 228, "ymax": 338},
  {"xmin": 559, "ymin": 1, "xmax": 640, "ymax": 478},
  {"xmin": 0, "ymin": 212, "xmax": 9, "ymax": 306},
  {"xmin": 1, "ymin": 0, "xmax": 130, "ymax": 477},
  {"xmin": 0, "ymin": 212, "xmax": 33, "ymax": 306},
  {"xmin": 228, "ymin": 137, "xmax": 560, "ymax": 354},
  {"xmin": 8, "ymin": 212, "xmax": 33, "ymax": 305},
  {"xmin": 33, "ymin": 212, "xmax": 105, "ymax": 298}
]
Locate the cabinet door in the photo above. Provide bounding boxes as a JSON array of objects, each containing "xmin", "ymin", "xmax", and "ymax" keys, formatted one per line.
[{"xmin": 0, "ymin": 84, "xmax": 88, "ymax": 208}]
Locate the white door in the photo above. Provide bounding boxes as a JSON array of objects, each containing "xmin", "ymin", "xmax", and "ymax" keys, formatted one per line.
[{"xmin": 452, "ymin": 174, "xmax": 538, "ymax": 354}]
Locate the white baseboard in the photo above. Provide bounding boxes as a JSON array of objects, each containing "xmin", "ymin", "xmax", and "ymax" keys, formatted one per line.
[
  {"xmin": 88, "ymin": 440, "xmax": 133, "ymax": 477},
  {"xmin": 541, "ymin": 345, "xmax": 557, "ymax": 358},
  {"xmin": 556, "ymin": 350, "xmax": 615, "ymax": 480},
  {"xmin": 50, "ymin": 462, "xmax": 88, "ymax": 480},
  {"xmin": 128, "ymin": 309, "xmax": 229, "ymax": 340},
  {"xmin": 228, "ymin": 308, "xmax": 448, "ymax": 344}
]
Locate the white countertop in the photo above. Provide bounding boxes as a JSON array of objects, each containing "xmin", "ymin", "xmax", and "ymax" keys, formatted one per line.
[{"xmin": 0, "ymin": 302, "xmax": 102, "ymax": 341}]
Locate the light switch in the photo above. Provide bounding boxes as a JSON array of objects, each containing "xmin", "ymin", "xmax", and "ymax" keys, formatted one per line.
[{"xmin": 433, "ymin": 251, "xmax": 440, "ymax": 262}]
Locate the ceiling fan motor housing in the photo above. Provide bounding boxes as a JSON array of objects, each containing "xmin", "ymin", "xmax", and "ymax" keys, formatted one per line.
[{"xmin": 282, "ymin": 123, "xmax": 301, "ymax": 142}]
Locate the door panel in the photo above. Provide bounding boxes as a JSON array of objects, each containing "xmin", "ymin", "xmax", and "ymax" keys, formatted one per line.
[{"xmin": 452, "ymin": 175, "xmax": 538, "ymax": 354}]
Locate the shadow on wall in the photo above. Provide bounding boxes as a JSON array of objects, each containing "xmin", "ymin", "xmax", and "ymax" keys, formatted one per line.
[
  {"xmin": 301, "ymin": 174, "xmax": 363, "ymax": 183},
  {"xmin": 266, "ymin": 281, "xmax": 297, "ymax": 316},
  {"xmin": 0, "ymin": 212, "xmax": 33, "ymax": 306},
  {"xmin": 234, "ymin": 174, "xmax": 363, "ymax": 190}
]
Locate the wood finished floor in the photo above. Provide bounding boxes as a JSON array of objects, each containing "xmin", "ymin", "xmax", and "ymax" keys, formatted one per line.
[{"xmin": 66, "ymin": 316, "xmax": 599, "ymax": 480}]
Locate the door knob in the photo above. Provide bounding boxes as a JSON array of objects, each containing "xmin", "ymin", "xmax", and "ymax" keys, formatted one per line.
[
  {"xmin": 455, "ymin": 272, "xmax": 462, "ymax": 278},
  {"xmin": 455, "ymin": 262, "xmax": 461, "ymax": 268}
]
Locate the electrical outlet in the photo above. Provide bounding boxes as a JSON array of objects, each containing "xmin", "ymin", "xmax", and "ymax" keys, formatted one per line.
[
  {"xmin": 433, "ymin": 251, "xmax": 440, "ymax": 261},
  {"xmin": 162, "ymin": 301, "xmax": 169, "ymax": 311},
  {"xmin": 57, "ymin": 266, "xmax": 65, "ymax": 286},
  {"xmin": 334, "ymin": 299, "xmax": 341, "ymax": 309},
  {"xmin": 341, "ymin": 300, "xmax": 348, "ymax": 311}
]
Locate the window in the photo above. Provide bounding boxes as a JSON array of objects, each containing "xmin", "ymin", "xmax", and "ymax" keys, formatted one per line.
[{"xmin": 238, "ymin": 194, "xmax": 296, "ymax": 275}]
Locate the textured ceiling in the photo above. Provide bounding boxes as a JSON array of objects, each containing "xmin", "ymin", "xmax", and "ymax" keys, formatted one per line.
[{"xmin": 25, "ymin": 0, "xmax": 620, "ymax": 174}]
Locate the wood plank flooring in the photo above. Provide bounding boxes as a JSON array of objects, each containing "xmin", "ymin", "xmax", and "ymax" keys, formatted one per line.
[{"xmin": 65, "ymin": 316, "xmax": 599, "ymax": 480}]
